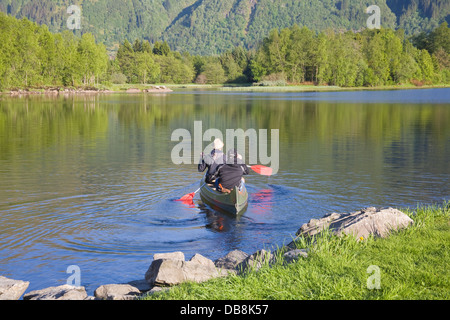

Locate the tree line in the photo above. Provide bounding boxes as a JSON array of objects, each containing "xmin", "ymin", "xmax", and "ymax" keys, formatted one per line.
[
  {"xmin": 0, "ymin": 12, "xmax": 449, "ymax": 91},
  {"xmin": 115, "ymin": 22, "xmax": 450, "ymax": 86},
  {"xmin": 0, "ymin": 13, "xmax": 108, "ymax": 89},
  {"xmin": 251, "ymin": 23, "xmax": 450, "ymax": 86},
  {"xmin": 110, "ymin": 38, "xmax": 252, "ymax": 85}
]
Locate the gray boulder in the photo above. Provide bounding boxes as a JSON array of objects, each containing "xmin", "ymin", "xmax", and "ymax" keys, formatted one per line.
[
  {"xmin": 296, "ymin": 207, "xmax": 414, "ymax": 240},
  {"xmin": 0, "ymin": 276, "xmax": 30, "ymax": 300},
  {"xmin": 145, "ymin": 253, "xmax": 230, "ymax": 287},
  {"xmin": 154, "ymin": 251, "xmax": 185, "ymax": 261},
  {"xmin": 127, "ymin": 279, "xmax": 152, "ymax": 292},
  {"xmin": 283, "ymin": 249, "xmax": 308, "ymax": 263},
  {"xmin": 214, "ymin": 250, "xmax": 249, "ymax": 270},
  {"xmin": 94, "ymin": 284, "xmax": 141, "ymax": 300},
  {"xmin": 183, "ymin": 253, "xmax": 232, "ymax": 282},
  {"xmin": 146, "ymin": 258, "xmax": 185, "ymax": 286},
  {"xmin": 23, "ymin": 285, "xmax": 88, "ymax": 300}
]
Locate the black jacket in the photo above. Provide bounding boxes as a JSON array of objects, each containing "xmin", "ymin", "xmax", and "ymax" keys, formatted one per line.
[
  {"xmin": 198, "ymin": 150, "xmax": 225, "ymax": 183},
  {"xmin": 215, "ymin": 163, "xmax": 249, "ymax": 190}
]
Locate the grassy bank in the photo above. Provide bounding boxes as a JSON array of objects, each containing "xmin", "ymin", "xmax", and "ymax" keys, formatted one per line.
[{"xmin": 143, "ymin": 203, "xmax": 449, "ymax": 300}]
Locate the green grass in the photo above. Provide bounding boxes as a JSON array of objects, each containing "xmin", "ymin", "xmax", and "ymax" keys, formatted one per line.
[{"xmin": 143, "ymin": 203, "xmax": 450, "ymax": 300}]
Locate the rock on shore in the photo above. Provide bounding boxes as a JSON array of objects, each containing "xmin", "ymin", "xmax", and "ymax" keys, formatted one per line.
[
  {"xmin": 7, "ymin": 85, "xmax": 172, "ymax": 95},
  {"xmin": 23, "ymin": 285, "xmax": 88, "ymax": 300},
  {"xmin": 0, "ymin": 207, "xmax": 414, "ymax": 300},
  {"xmin": 0, "ymin": 276, "xmax": 29, "ymax": 300},
  {"xmin": 9, "ymin": 88, "xmax": 113, "ymax": 95},
  {"xmin": 145, "ymin": 252, "xmax": 232, "ymax": 287},
  {"xmin": 294, "ymin": 207, "xmax": 414, "ymax": 240},
  {"xmin": 94, "ymin": 284, "xmax": 141, "ymax": 300}
]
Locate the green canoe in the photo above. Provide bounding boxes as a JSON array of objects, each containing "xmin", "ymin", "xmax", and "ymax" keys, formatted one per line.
[{"xmin": 199, "ymin": 176, "xmax": 248, "ymax": 215}]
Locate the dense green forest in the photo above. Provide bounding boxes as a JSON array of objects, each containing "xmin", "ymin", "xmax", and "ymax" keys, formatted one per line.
[
  {"xmin": 0, "ymin": 13, "xmax": 108, "ymax": 89},
  {"xmin": 0, "ymin": 0, "xmax": 448, "ymax": 55},
  {"xmin": 0, "ymin": 12, "xmax": 449, "ymax": 90},
  {"xmin": 250, "ymin": 23, "xmax": 450, "ymax": 86}
]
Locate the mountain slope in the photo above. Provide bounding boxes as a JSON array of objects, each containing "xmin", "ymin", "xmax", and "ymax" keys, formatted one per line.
[
  {"xmin": 0, "ymin": 0, "xmax": 197, "ymax": 48},
  {"xmin": 162, "ymin": 0, "xmax": 398, "ymax": 55},
  {"xmin": 387, "ymin": 0, "xmax": 450, "ymax": 34},
  {"xmin": 0, "ymin": 0, "xmax": 448, "ymax": 55}
]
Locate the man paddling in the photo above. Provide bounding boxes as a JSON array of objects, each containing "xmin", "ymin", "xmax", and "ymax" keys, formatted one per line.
[
  {"xmin": 214, "ymin": 149, "xmax": 250, "ymax": 193},
  {"xmin": 198, "ymin": 138, "xmax": 226, "ymax": 184}
]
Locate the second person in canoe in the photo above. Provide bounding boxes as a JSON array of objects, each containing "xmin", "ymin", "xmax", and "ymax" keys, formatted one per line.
[{"xmin": 213, "ymin": 149, "xmax": 250, "ymax": 193}]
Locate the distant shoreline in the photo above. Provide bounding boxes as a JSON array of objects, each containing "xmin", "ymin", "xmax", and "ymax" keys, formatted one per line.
[{"xmin": 2, "ymin": 83, "xmax": 450, "ymax": 95}]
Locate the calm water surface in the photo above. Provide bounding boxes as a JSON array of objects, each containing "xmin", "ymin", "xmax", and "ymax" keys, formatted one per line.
[{"xmin": 0, "ymin": 88, "xmax": 449, "ymax": 296}]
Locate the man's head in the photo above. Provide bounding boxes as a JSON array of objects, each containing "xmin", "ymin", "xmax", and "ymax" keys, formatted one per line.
[
  {"xmin": 213, "ymin": 138, "xmax": 224, "ymax": 150},
  {"xmin": 226, "ymin": 148, "xmax": 242, "ymax": 164}
]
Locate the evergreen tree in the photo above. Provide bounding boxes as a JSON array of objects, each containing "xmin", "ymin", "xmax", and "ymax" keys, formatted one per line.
[
  {"xmin": 429, "ymin": 22, "xmax": 450, "ymax": 54},
  {"xmin": 142, "ymin": 40, "xmax": 152, "ymax": 53},
  {"xmin": 153, "ymin": 41, "xmax": 171, "ymax": 56},
  {"xmin": 116, "ymin": 39, "xmax": 136, "ymax": 83},
  {"xmin": 219, "ymin": 52, "xmax": 245, "ymax": 83},
  {"xmin": 417, "ymin": 49, "xmax": 436, "ymax": 82},
  {"xmin": 133, "ymin": 39, "xmax": 143, "ymax": 53},
  {"xmin": 249, "ymin": 50, "xmax": 267, "ymax": 82}
]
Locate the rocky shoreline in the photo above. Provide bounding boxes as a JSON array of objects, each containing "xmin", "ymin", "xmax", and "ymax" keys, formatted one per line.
[
  {"xmin": 3, "ymin": 86, "xmax": 173, "ymax": 96},
  {"xmin": 0, "ymin": 207, "xmax": 413, "ymax": 300}
]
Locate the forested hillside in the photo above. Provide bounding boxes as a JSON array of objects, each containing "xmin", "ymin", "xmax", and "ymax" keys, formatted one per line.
[
  {"xmin": 162, "ymin": 0, "xmax": 397, "ymax": 55},
  {"xmin": 1, "ymin": 10, "xmax": 449, "ymax": 91},
  {"xmin": 0, "ymin": 0, "xmax": 448, "ymax": 55}
]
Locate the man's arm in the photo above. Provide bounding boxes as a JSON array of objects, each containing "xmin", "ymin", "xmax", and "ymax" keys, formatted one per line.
[{"xmin": 198, "ymin": 153, "xmax": 207, "ymax": 172}]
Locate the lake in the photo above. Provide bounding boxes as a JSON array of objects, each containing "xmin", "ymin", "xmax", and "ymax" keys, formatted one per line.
[{"xmin": 0, "ymin": 88, "xmax": 449, "ymax": 296}]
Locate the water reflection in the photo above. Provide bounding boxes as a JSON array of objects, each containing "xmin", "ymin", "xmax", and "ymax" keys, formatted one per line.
[
  {"xmin": 198, "ymin": 202, "xmax": 230, "ymax": 233},
  {"xmin": 249, "ymin": 189, "xmax": 274, "ymax": 216}
]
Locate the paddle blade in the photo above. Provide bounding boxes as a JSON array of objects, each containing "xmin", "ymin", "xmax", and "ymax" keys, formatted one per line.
[
  {"xmin": 177, "ymin": 193, "xmax": 195, "ymax": 202},
  {"xmin": 251, "ymin": 165, "xmax": 273, "ymax": 176}
]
